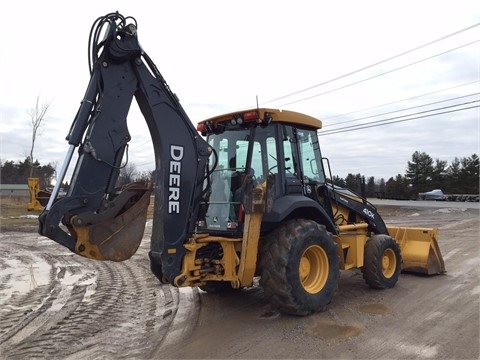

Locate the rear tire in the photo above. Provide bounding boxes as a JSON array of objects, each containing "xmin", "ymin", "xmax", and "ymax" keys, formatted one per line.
[
  {"xmin": 362, "ymin": 234, "xmax": 402, "ymax": 289},
  {"xmin": 259, "ymin": 219, "xmax": 339, "ymax": 316}
]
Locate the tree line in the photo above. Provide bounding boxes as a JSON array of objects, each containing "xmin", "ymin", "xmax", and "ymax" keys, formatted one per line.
[
  {"xmin": 1, "ymin": 158, "xmax": 57, "ymax": 189},
  {"xmin": 2, "ymin": 151, "xmax": 478, "ymax": 200},
  {"xmin": 0, "ymin": 158, "xmax": 152, "ymax": 191},
  {"xmin": 331, "ymin": 152, "xmax": 479, "ymax": 199}
]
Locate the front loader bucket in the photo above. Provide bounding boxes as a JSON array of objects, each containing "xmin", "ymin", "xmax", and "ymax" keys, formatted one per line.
[{"xmin": 387, "ymin": 226, "xmax": 446, "ymax": 275}]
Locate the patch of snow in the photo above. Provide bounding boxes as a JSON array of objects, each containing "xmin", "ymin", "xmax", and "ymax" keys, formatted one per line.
[
  {"xmin": 0, "ymin": 257, "xmax": 51, "ymax": 297},
  {"xmin": 18, "ymin": 214, "xmax": 39, "ymax": 219},
  {"xmin": 433, "ymin": 208, "xmax": 466, "ymax": 214},
  {"xmin": 49, "ymin": 266, "xmax": 98, "ymax": 311}
]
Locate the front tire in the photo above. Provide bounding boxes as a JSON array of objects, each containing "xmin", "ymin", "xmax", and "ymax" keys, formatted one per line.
[
  {"xmin": 260, "ymin": 219, "xmax": 339, "ymax": 316},
  {"xmin": 362, "ymin": 234, "xmax": 402, "ymax": 289}
]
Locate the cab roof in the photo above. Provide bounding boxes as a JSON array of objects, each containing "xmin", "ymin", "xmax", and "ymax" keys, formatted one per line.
[{"xmin": 197, "ymin": 108, "xmax": 322, "ymax": 130}]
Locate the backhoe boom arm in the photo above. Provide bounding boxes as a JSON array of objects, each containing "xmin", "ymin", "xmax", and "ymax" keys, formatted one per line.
[{"xmin": 38, "ymin": 13, "xmax": 211, "ymax": 282}]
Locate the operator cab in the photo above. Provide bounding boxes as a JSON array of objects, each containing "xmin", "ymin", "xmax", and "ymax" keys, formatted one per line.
[{"xmin": 196, "ymin": 108, "xmax": 327, "ymax": 235}]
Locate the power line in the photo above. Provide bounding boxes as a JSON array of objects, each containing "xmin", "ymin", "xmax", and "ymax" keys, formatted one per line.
[
  {"xmin": 318, "ymin": 101, "xmax": 479, "ymax": 136},
  {"xmin": 321, "ymin": 80, "xmax": 479, "ymax": 124},
  {"xmin": 323, "ymin": 92, "xmax": 480, "ymax": 129},
  {"xmin": 320, "ymin": 99, "xmax": 478, "ymax": 134},
  {"xmin": 278, "ymin": 40, "xmax": 479, "ymax": 108},
  {"xmin": 259, "ymin": 22, "xmax": 480, "ymax": 106}
]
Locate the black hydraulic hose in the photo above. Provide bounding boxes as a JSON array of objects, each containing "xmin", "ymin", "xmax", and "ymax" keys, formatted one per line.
[{"xmin": 198, "ymin": 147, "xmax": 218, "ymax": 203}]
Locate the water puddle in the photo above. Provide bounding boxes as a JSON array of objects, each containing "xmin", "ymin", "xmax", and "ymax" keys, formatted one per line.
[
  {"xmin": 358, "ymin": 303, "xmax": 391, "ymax": 315},
  {"xmin": 0, "ymin": 256, "xmax": 98, "ymax": 309},
  {"xmin": 305, "ymin": 318, "xmax": 362, "ymax": 340},
  {"xmin": 1, "ymin": 257, "xmax": 51, "ymax": 297}
]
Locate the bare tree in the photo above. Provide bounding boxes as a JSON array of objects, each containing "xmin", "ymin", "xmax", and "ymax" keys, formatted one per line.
[
  {"xmin": 117, "ymin": 162, "xmax": 137, "ymax": 187},
  {"xmin": 27, "ymin": 95, "xmax": 52, "ymax": 177}
]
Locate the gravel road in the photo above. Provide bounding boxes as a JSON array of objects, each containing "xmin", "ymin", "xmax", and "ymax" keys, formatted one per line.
[{"xmin": 0, "ymin": 204, "xmax": 478, "ymax": 359}]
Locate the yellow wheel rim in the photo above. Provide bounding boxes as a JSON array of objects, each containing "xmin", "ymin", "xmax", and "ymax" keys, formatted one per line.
[
  {"xmin": 381, "ymin": 248, "xmax": 396, "ymax": 278},
  {"xmin": 299, "ymin": 245, "xmax": 329, "ymax": 294}
]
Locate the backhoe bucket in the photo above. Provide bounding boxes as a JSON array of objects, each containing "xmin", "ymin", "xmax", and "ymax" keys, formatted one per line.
[
  {"xmin": 70, "ymin": 183, "xmax": 153, "ymax": 262},
  {"xmin": 387, "ymin": 226, "xmax": 446, "ymax": 275}
]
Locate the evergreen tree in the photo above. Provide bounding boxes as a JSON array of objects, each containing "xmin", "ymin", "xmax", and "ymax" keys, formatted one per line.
[
  {"xmin": 386, "ymin": 174, "xmax": 412, "ymax": 200},
  {"xmin": 0, "ymin": 158, "xmax": 55, "ymax": 187},
  {"xmin": 330, "ymin": 175, "xmax": 345, "ymax": 187},
  {"xmin": 366, "ymin": 176, "xmax": 376, "ymax": 198},
  {"xmin": 446, "ymin": 157, "xmax": 462, "ymax": 193},
  {"xmin": 373, "ymin": 178, "xmax": 387, "ymax": 198},
  {"xmin": 378, "ymin": 178, "xmax": 386, "ymax": 194},
  {"xmin": 405, "ymin": 151, "xmax": 434, "ymax": 193},
  {"xmin": 460, "ymin": 154, "xmax": 479, "ymax": 194},
  {"xmin": 345, "ymin": 173, "xmax": 359, "ymax": 193},
  {"xmin": 431, "ymin": 159, "xmax": 447, "ymax": 190}
]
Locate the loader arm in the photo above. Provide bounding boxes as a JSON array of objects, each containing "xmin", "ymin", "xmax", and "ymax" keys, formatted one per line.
[
  {"xmin": 38, "ymin": 12, "xmax": 211, "ymax": 282},
  {"xmin": 325, "ymin": 184, "xmax": 388, "ymax": 234}
]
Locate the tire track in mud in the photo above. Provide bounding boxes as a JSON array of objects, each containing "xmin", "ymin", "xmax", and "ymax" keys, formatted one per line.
[{"xmin": 0, "ymin": 234, "xmax": 199, "ymax": 359}]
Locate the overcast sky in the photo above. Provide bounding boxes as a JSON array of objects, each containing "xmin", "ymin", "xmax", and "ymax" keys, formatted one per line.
[{"xmin": 1, "ymin": 1, "xmax": 479, "ymax": 182}]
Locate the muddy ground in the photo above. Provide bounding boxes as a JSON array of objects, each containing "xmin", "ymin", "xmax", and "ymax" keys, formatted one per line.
[{"xmin": 0, "ymin": 199, "xmax": 478, "ymax": 359}]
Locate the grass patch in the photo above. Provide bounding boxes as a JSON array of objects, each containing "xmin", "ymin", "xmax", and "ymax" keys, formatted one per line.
[
  {"xmin": 1, "ymin": 195, "xmax": 155, "ymax": 233},
  {"xmin": 0, "ymin": 196, "xmax": 40, "ymax": 232}
]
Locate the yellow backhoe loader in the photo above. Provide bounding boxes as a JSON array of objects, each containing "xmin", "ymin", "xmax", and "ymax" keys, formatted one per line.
[
  {"xmin": 39, "ymin": 12, "xmax": 445, "ymax": 315},
  {"xmin": 27, "ymin": 178, "xmax": 51, "ymax": 211}
]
